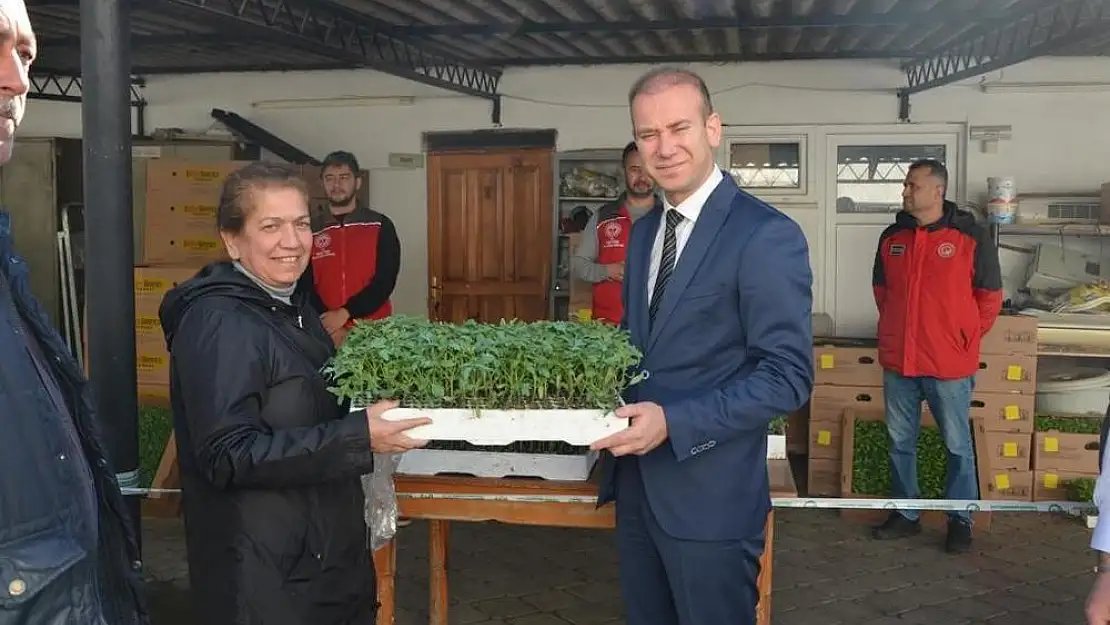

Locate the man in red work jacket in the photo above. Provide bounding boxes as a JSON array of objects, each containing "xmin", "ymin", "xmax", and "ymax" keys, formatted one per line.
[
  {"xmin": 870, "ymin": 158, "xmax": 1002, "ymax": 554},
  {"xmin": 571, "ymin": 141, "xmax": 659, "ymax": 324},
  {"xmin": 299, "ymin": 151, "xmax": 401, "ymax": 345}
]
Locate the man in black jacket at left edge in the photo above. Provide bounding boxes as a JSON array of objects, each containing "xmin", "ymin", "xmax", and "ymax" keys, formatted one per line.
[{"xmin": 0, "ymin": 1, "xmax": 149, "ymax": 623}]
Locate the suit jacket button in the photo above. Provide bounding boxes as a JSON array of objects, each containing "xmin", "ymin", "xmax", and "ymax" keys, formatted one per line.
[{"xmin": 8, "ymin": 578, "xmax": 26, "ymax": 596}]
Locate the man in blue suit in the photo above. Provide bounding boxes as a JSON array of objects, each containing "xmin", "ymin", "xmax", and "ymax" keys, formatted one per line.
[{"xmin": 591, "ymin": 67, "xmax": 815, "ymax": 625}]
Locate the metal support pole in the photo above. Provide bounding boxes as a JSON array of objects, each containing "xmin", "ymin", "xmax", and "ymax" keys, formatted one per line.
[{"xmin": 81, "ymin": 0, "xmax": 141, "ymax": 551}]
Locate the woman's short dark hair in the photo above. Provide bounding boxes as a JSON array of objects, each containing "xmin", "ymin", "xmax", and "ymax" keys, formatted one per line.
[{"xmin": 217, "ymin": 161, "xmax": 309, "ymax": 234}]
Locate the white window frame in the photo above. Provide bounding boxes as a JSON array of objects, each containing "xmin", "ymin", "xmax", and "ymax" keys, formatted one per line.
[{"xmin": 720, "ymin": 133, "xmax": 811, "ymax": 199}]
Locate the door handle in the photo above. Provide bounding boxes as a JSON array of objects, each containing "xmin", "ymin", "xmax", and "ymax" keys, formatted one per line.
[{"xmin": 429, "ymin": 276, "xmax": 442, "ymax": 314}]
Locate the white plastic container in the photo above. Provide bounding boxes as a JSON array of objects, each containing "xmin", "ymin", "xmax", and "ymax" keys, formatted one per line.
[
  {"xmin": 397, "ymin": 448, "xmax": 599, "ymax": 481},
  {"xmin": 767, "ymin": 435, "xmax": 786, "ymax": 460},
  {"xmin": 987, "ymin": 176, "xmax": 1017, "ymax": 224},
  {"xmin": 1035, "ymin": 365, "xmax": 1110, "ymax": 416},
  {"xmin": 376, "ymin": 407, "xmax": 629, "ymax": 446}
]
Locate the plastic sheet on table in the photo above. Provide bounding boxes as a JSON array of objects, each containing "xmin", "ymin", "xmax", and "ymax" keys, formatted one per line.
[{"xmin": 362, "ymin": 452, "xmax": 402, "ymax": 552}]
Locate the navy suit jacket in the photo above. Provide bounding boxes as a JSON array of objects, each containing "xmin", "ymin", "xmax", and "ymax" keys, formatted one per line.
[{"xmin": 597, "ymin": 172, "xmax": 815, "ymax": 542}]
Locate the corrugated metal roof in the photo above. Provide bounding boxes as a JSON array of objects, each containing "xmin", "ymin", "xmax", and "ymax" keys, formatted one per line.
[{"xmin": 26, "ymin": 0, "xmax": 1110, "ymax": 75}]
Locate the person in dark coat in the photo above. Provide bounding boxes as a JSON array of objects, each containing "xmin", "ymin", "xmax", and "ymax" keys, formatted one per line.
[
  {"xmin": 0, "ymin": 1, "xmax": 149, "ymax": 623},
  {"xmin": 158, "ymin": 162, "xmax": 430, "ymax": 625}
]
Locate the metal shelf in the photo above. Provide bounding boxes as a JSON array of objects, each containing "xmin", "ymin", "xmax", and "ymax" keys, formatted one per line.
[
  {"xmin": 559, "ymin": 196, "xmax": 619, "ymax": 202},
  {"xmin": 998, "ymin": 223, "xmax": 1110, "ymax": 237}
]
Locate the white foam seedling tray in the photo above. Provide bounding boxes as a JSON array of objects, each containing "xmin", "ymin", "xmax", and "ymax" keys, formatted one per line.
[
  {"xmin": 368, "ymin": 407, "xmax": 631, "ymax": 447},
  {"xmin": 398, "ymin": 449, "xmax": 599, "ymax": 481}
]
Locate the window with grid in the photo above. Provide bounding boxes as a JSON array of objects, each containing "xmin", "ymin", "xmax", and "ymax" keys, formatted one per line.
[
  {"xmin": 727, "ymin": 140, "xmax": 803, "ymax": 190},
  {"xmin": 834, "ymin": 145, "xmax": 947, "ymax": 214}
]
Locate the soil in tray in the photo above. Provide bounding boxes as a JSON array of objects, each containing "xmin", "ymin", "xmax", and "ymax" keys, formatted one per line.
[{"xmin": 424, "ymin": 440, "xmax": 589, "ymax": 455}]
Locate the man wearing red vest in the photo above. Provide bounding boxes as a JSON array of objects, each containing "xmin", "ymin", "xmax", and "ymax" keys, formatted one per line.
[
  {"xmin": 572, "ymin": 141, "xmax": 659, "ymax": 324},
  {"xmin": 299, "ymin": 151, "xmax": 401, "ymax": 345}
]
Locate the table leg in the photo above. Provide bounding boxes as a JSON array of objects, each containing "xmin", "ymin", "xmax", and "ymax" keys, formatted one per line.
[
  {"xmin": 756, "ymin": 511, "xmax": 774, "ymax": 625},
  {"xmin": 374, "ymin": 539, "xmax": 397, "ymax": 625},
  {"xmin": 429, "ymin": 520, "xmax": 450, "ymax": 625}
]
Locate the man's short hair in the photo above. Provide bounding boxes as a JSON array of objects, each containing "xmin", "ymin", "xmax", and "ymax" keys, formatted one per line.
[
  {"xmin": 627, "ymin": 67, "xmax": 714, "ymax": 119},
  {"xmin": 908, "ymin": 158, "xmax": 948, "ymax": 192},
  {"xmin": 321, "ymin": 150, "xmax": 360, "ymax": 175},
  {"xmin": 621, "ymin": 141, "xmax": 638, "ymax": 168}
]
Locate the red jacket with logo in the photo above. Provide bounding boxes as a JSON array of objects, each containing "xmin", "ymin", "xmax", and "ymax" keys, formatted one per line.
[
  {"xmin": 592, "ymin": 201, "xmax": 633, "ymax": 325},
  {"xmin": 872, "ymin": 202, "xmax": 1003, "ymax": 379},
  {"xmin": 298, "ymin": 205, "xmax": 401, "ymax": 325}
]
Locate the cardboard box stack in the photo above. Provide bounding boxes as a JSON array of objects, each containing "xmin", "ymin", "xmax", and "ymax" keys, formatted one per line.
[
  {"xmin": 135, "ymin": 159, "xmax": 251, "ymax": 401},
  {"xmin": 1032, "ymin": 423, "xmax": 1101, "ymax": 502},
  {"xmin": 807, "ymin": 342, "xmax": 884, "ymax": 496},
  {"xmin": 974, "ymin": 315, "xmax": 1040, "ymax": 502}
]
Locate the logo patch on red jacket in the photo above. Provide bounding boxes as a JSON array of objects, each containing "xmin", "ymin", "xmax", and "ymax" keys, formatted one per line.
[
  {"xmin": 889, "ymin": 243, "xmax": 905, "ymax": 256},
  {"xmin": 937, "ymin": 242, "xmax": 956, "ymax": 258},
  {"xmin": 601, "ymin": 220, "xmax": 624, "ymax": 249},
  {"xmin": 604, "ymin": 221, "xmax": 622, "ymax": 239},
  {"xmin": 315, "ymin": 233, "xmax": 331, "ymax": 249}
]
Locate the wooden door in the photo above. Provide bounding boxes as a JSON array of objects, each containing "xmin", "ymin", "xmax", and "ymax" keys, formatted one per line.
[{"xmin": 427, "ymin": 148, "xmax": 553, "ymax": 323}]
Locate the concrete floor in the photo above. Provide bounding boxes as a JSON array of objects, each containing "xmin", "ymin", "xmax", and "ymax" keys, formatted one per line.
[{"xmin": 142, "ymin": 508, "xmax": 1096, "ymax": 625}]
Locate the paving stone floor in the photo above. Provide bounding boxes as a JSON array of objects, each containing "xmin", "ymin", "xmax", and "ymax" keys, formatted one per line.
[{"xmin": 143, "ymin": 508, "xmax": 1096, "ymax": 625}]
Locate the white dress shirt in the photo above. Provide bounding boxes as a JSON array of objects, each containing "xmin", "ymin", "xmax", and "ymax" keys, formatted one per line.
[
  {"xmin": 1092, "ymin": 437, "xmax": 1110, "ymax": 551},
  {"xmin": 646, "ymin": 166, "xmax": 724, "ymax": 302}
]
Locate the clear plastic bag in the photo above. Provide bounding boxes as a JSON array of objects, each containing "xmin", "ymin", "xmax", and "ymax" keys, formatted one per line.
[{"xmin": 362, "ymin": 452, "xmax": 403, "ymax": 552}]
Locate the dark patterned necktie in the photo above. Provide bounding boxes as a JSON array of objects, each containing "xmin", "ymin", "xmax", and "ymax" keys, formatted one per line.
[{"xmin": 649, "ymin": 208, "xmax": 685, "ymax": 326}]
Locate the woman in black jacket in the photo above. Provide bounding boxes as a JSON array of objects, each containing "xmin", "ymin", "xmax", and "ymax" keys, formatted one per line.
[{"xmin": 158, "ymin": 162, "xmax": 428, "ymax": 625}]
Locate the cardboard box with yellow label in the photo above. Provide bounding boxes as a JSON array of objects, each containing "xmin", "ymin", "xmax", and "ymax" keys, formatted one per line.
[
  {"xmin": 974, "ymin": 354, "xmax": 1038, "ymax": 394},
  {"xmin": 979, "ymin": 429, "xmax": 1033, "ymax": 471},
  {"xmin": 980, "ymin": 469, "xmax": 1034, "ymax": 501},
  {"xmin": 812, "ymin": 345, "xmax": 882, "ymax": 387},
  {"xmin": 1032, "ymin": 432, "xmax": 1100, "ymax": 474},
  {"xmin": 1032, "ymin": 470, "xmax": 1095, "ymax": 501}
]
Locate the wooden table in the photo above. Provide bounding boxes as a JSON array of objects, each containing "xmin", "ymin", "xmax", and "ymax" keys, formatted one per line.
[{"xmin": 374, "ymin": 459, "xmax": 797, "ymax": 625}]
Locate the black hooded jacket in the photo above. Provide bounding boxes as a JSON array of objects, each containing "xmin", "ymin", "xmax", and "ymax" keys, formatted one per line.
[{"xmin": 159, "ymin": 262, "xmax": 377, "ymax": 625}]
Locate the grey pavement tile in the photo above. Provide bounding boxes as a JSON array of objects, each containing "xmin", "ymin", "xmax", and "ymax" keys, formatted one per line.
[
  {"xmin": 509, "ymin": 614, "xmax": 572, "ymax": 625},
  {"xmin": 473, "ymin": 597, "xmax": 540, "ymax": 619},
  {"xmin": 140, "ymin": 502, "xmax": 1096, "ymax": 625},
  {"xmin": 898, "ymin": 605, "xmax": 972, "ymax": 625}
]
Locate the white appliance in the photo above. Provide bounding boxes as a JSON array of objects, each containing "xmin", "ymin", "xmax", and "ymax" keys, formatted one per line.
[
  {"xmin": 1016, "ymin": 195, "xmax": 1101, "ymax": 224},
  {"xmin": 1025, "ymin": 243, "xmax": 1110, "ymax": 291}
]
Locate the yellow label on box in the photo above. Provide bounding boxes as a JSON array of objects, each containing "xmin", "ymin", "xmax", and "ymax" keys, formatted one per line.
[
  {"xmin": 134, "ymin": 315, "xmax": 161, "ymax": 333},
  {"xmin": 136, "ymin": 353, "xmax": 168, "ymax": 373},
  {"xmin": 1004, "ymin": 405, "xmax": 1021, "ymax": 421},
  {"xmin": 1003, "ymin": 442, "xmax": 1018, "ymax": 457},
  {"xmin": 134, "ymin": 277, "xmax": 172, "ymax": 295},
  {"xmin": 179, "ymin": 204, "xmax": 217, "ymax": 218},
  {"xmin": 1006, "ymin": 365, "xmax": 1023, "ymax": 381},
  {"xmin": 180, "ymin": 238, "xmax": 223, "ymax": 252},
  {"xmin": 817, "ymin": 430, "xmax": 831, "ymax": 446},
  {"xmin": 1044, "ymin": 437, "xmax": 1059, "ymax": 453},
  {"xmin": 1044, "ymin": 473, "xmax": 1059, "ymax": 489},
  {"xmin": 994, "ymin": 473, "xmax": 1010, "ymax": 490},
  {"xmin": 819, "ymin": 353, "xmax": 834, "ymax": 369},
  {"xmin": 180, "ymin": 167, "xmax": 228, "ymax": 183}
]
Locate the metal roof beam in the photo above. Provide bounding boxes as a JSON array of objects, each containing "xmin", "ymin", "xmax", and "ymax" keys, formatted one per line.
[
  {"xmin": 390, "ymin": 9, "xmax": 1012, "ymax": 37},
  {"xmin": 900, "ymin": 0, "xmax": 1110, "ymax": 97},
  {"xmin": 156, "ymin": 0, "xmax": 501, "ymax": 104},
  {"xmin": 490, "ymin": 49, "xmax": 915, "ymax": 66},
  {"xmin": 29, "ymin": 70, "xmax": 146, "ymax": 107},
  {"xmin": 42, "ymin": 34, "xmax": 242, "ymax": 48}
]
